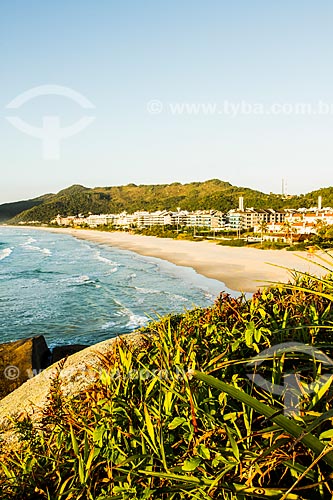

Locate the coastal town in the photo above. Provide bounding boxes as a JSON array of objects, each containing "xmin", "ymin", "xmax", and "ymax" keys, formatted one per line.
[{"xmin": 50, "ymin": 195, "xmax": 332, "ymax": 243}]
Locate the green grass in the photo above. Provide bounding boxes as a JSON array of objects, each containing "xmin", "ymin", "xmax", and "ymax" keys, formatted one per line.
[{"xmin": 2, "ymin": 259, "xmax": 333, "ymax": 498}]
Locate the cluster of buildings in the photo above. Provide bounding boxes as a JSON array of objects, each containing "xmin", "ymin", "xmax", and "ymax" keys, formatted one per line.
[
  {"xmin": 53, "ymin": 210, "xmax": 226, "ymax": 230},
  {"xmin": 52, "ymin": 196, "xmax": 333, "ymax": 241}
]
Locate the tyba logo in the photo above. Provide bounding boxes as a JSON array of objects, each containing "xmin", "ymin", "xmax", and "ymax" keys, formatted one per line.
[
  {"xmin": 6, "ymin": 85, "xmax": 96, "ymax": 160},
  {"xmin": 247, "ymin": 342, "xmax": 333, "ymax": 417}
]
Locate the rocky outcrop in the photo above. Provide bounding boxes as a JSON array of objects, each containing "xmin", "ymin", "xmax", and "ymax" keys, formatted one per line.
[
  {"xmin": 0, "ymin": 332, "xmax": 149, "ymax": 443},
  {"xmin": 0, "ymin": 336, "xmax": 50, "ymax": 399},
  {"xmin": 0, "ymin": 337, "xmax": 91, "ymax": 401}
]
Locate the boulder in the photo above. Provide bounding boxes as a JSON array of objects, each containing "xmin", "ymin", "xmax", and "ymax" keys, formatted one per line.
[
  {"xmin": 52, "ymin": 344, "xmax": 88, "ymax": 363},
  {"xmin": 0, "ymin": 336, "xmax": 50, "ymax": 399},
  {"xmin": 0, "ymin": 332, "xmax": 149, "ymax": 447}
]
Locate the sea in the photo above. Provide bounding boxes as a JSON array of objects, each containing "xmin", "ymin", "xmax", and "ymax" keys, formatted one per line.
[{"xmin": 0, "ymin": 227, "xmax": 230, "ymax": 348}]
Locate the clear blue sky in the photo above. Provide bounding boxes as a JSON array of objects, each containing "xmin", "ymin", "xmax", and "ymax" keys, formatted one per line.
[{"xmin": 1, "ymin": 0, "xmax": 333, "ymax": 203}]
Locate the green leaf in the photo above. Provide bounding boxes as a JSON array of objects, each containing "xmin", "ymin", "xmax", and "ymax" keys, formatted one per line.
[
  {"xmin": 182, "ymin": 457, "xmax": 201, "ymax": 471},
  {"xmin": 78, "ymin": 456, "xmax": 85, "ymax": 484},
  {"xmin": 144, "ymin": 404, "xmax": 156, "ymax": 447},
  {"xmin": 197, "ymin": 444, "xmax": 211, "ymax": 460},
  {"xmin": 283, "ymin": 460, "xmax": 316, "ymax": 481},
  {"xmin": 258, "ymin": 307, "xmax": 266, "ymax": 319},
  {"xmin": 140, "ymin": 471, "xmax": 300, "ymax": 498},
  {"xmin": 225, "ymin": 426, "xmax": 239, "ymax": 461},
  {"xmin": 309, "ymin": 374, "xmax": 333, "ymax": 409},
  {"xmin": 168, "ymin": 417, "xmax": 186, "ymax": 430},
  {"xmin": 84, "ymin": 448, "xmax": 96, "ymax": 482},
  {"xmin": 320, "ymin": 429, "xmax": 333, "ymax": 440},
  {"xmin": 92, "ymin": 426, "xmax": 104, "ymax": 447},
  {"xmin": 254, "ymin": 328, "xmax": 262, "ymax": 343},
  {"xmin": 191, "ymin": 370, "xmax": 333, "ymax": 469},
  {"xmin": 70, "ymin": 425, "xmax": 79, "ymax": 456},
  {"xmin": 245, "ymin": 321, "xmax": 255, "ymax": 347}
]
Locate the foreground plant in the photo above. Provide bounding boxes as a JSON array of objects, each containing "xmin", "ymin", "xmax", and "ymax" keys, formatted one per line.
[{"xmin": 2, "ymin": 262, "xmax": 333, "ymax": 498}]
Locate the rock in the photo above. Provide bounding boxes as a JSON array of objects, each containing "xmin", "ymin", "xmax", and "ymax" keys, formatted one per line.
[
  {"xmin": 0, "ymin": 336, "xmax": 50, "ymax": 399},
  {"xmin": 0, "ymin": 332, "xmax": 150, "ymax": 446},
  {"xmin": 52, "ymin": 344, "xmax": 88, "ymax": 363}
]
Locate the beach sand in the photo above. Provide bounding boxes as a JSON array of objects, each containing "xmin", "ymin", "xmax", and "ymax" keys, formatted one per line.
[{"xmin": 34, "ymin": 227, "xmax": 329, "ymax": 293}]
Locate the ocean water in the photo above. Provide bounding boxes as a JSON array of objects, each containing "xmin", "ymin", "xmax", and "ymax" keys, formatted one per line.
[{"xmin": 0, "ymin": 228, "xmax": 228, "ymax": 348}]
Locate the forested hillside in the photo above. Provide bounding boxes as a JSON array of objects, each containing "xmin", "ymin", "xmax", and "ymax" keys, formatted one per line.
[{"xmin": 1, "ymin": 180, "xmax": 333, "ymax": 224}]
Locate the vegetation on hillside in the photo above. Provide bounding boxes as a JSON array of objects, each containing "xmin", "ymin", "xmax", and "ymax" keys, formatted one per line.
[
  {"xmin": 2, "ymin": 255, "xmax": 333, "ymax": 498},
  {"xmin": 2, "ymin": 179, "xmax": 333, "ymax": 224},
  {"xmin": 0, "ymin": 194, "xmax": 53, "ymax": 222}
]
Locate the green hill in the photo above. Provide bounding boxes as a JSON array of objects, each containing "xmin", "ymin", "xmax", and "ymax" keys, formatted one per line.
[
  {"xmin": 1, "ymin": 180, "xmax": 333, "ymax": 224},
  {"xmin": 0, "ymin": 193, "xmax": 54, "ymax": 222}
]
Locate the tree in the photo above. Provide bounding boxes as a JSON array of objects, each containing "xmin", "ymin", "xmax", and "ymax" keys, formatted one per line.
[
  {"xmin": 315, "ymin": 219, "xmax": 327, "ymax": 239},
  {"xmin": 324, "ymin": 225, "xmax": 333, "ymax": 241},
  {"xmin": 283, "ymin": 220, "xmax": 294, "ymax": 244},
  {"xmin": 258, "ymin": 220, "xmax": 268, "ymax": 243}
]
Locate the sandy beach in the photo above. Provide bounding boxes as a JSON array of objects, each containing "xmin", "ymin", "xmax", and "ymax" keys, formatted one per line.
[{"xmin": 30, "ymin": 227, "xmax": 330, "ymax": 293}]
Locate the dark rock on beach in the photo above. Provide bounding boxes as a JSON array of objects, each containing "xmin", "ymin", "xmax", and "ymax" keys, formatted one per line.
[
  {"xmin": 51, "ymin": 344, "xmax": 88, "ymax": 363},
  {"xmin": 0, "ymin": 337, "xmax": 92, "ymax": 400},
  {"xmin": 0, "ymin": 336, "xmax": 50, "ymax": 399}
]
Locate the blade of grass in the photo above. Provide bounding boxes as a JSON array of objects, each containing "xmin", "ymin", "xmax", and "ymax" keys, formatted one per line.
[{"xmin": 190, "ymin": 370, "xmax": 333, "ymax": 468}]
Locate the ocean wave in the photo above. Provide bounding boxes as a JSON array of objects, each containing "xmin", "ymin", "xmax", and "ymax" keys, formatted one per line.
[
  {"xmin": 61, "ymin": 275, "xmax": 97, "ymax": 286},
  {"xmin": 21, "ymin": 241, "xmax": 52, "ymax": 256},
  {"xmin": 203, "ymin": 291, "xmax": 215, "ymax": 301},
  {"xmin": 0, "ymin": 248, "xmax": 13, "ymax": 261},
  {"xmin": 112, "ymin": 301, "xmax": 148, "ymax": 329},
  {"xmin": 114, "ymin": 308, "xmax": 128, "ymax": 317},
  {"xmin": 169, "ymin": 293, "xmax": 189, "ymax": 302},
  {"xmin": 101, "ymin": 320, "xmax": 117, "ymax": 330},
  {"xmin": 145, "ymin": 290, "xmax": 188, "ymax": 303},
  {"xmin": 125, "ymin": 314, "xmax": 148, "ymax": 329},
  {"xmin": 74, "ymin": 275, "xmax": 93, "ymax": 284},
  {"xmin": 95, "ymin": 251, "xmax": 118, "ymax": 266},
  {"xmin": 135, "ymin": 286, "xmax": 161, "ymax": 295},
  {"xmin": 22, "ymin": 237, "xmax": 37, "ymax": 245},
  {"xmin": 106, "ymin": 267, "xmax": 118, "ymax": 274},
  {"xmin": 41, "ymin": 248, "xmax": 52, "ymax": 256}
]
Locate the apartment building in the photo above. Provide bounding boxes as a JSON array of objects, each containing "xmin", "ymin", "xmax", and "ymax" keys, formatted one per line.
[
  {"xmin": 184, "ymin": 210, "xmax": 225, "ymax": 229},
  {"xmin": 227, "ymin": 207, "xmax": 286, "ymax": 231},
  {"xmin": 85, "ymin": 214, "xmax": 116, "ymax": 227}
]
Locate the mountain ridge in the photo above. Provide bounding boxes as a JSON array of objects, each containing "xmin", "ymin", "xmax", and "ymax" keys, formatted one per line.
[{"xmin": 1, "ymin": 180, "xmax": 333, "ymax": 224}]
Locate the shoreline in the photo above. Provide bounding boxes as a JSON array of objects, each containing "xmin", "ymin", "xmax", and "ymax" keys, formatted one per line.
[{"xmin": 10, "ymin": 226, "xmax": 329, "ymax": 293}]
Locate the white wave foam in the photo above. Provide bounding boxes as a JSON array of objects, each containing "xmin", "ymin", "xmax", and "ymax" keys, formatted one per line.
[
  {"xmin": 101, "ymin": 320, "xmax": 117, "ymax": 330},
  {"xmin": 21, "ymin": 242, "xmax": 52, "ymax": 256},
  {"xmin": 0, "ymin": 248, "xmax": 12, "ymax": 261},
  {"xmin": 113, "ymin": 298, "xmax": 148, "ymax": 329},
  {"xmin": 25, "ymin": 237, "xmax": 37, "ymax": 244},
  {"xmin": 106, "ymin": 267, "xmax": 118, "ymax": 274},
  {"xmin": 95, "ymin": 251, "xmax": 117, "ymax": 266},
  {"xmin": 170, "ymin": 293, "xmax": 189, "ymax": 302},
  {"xmin": 135, "ymin": 286, "xmax": 161, "ymax": 295},
  {"xmin": 41, "ymin": 248, "xmax": 52, "ymax": 256},
  {"xmin": 125, "ymin": 314, "xmax": 148, "ymax": 328},
  {"xmin": 76, "ymin": 275, "xmax": 91, "ymax": 283},
  {"xmin": 114, "ymin": 308, "xmax": 128, "ymax": 317},
  {"xmin": 61, "ymin": 275, "xmax": 92, "ymax": 285}
]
